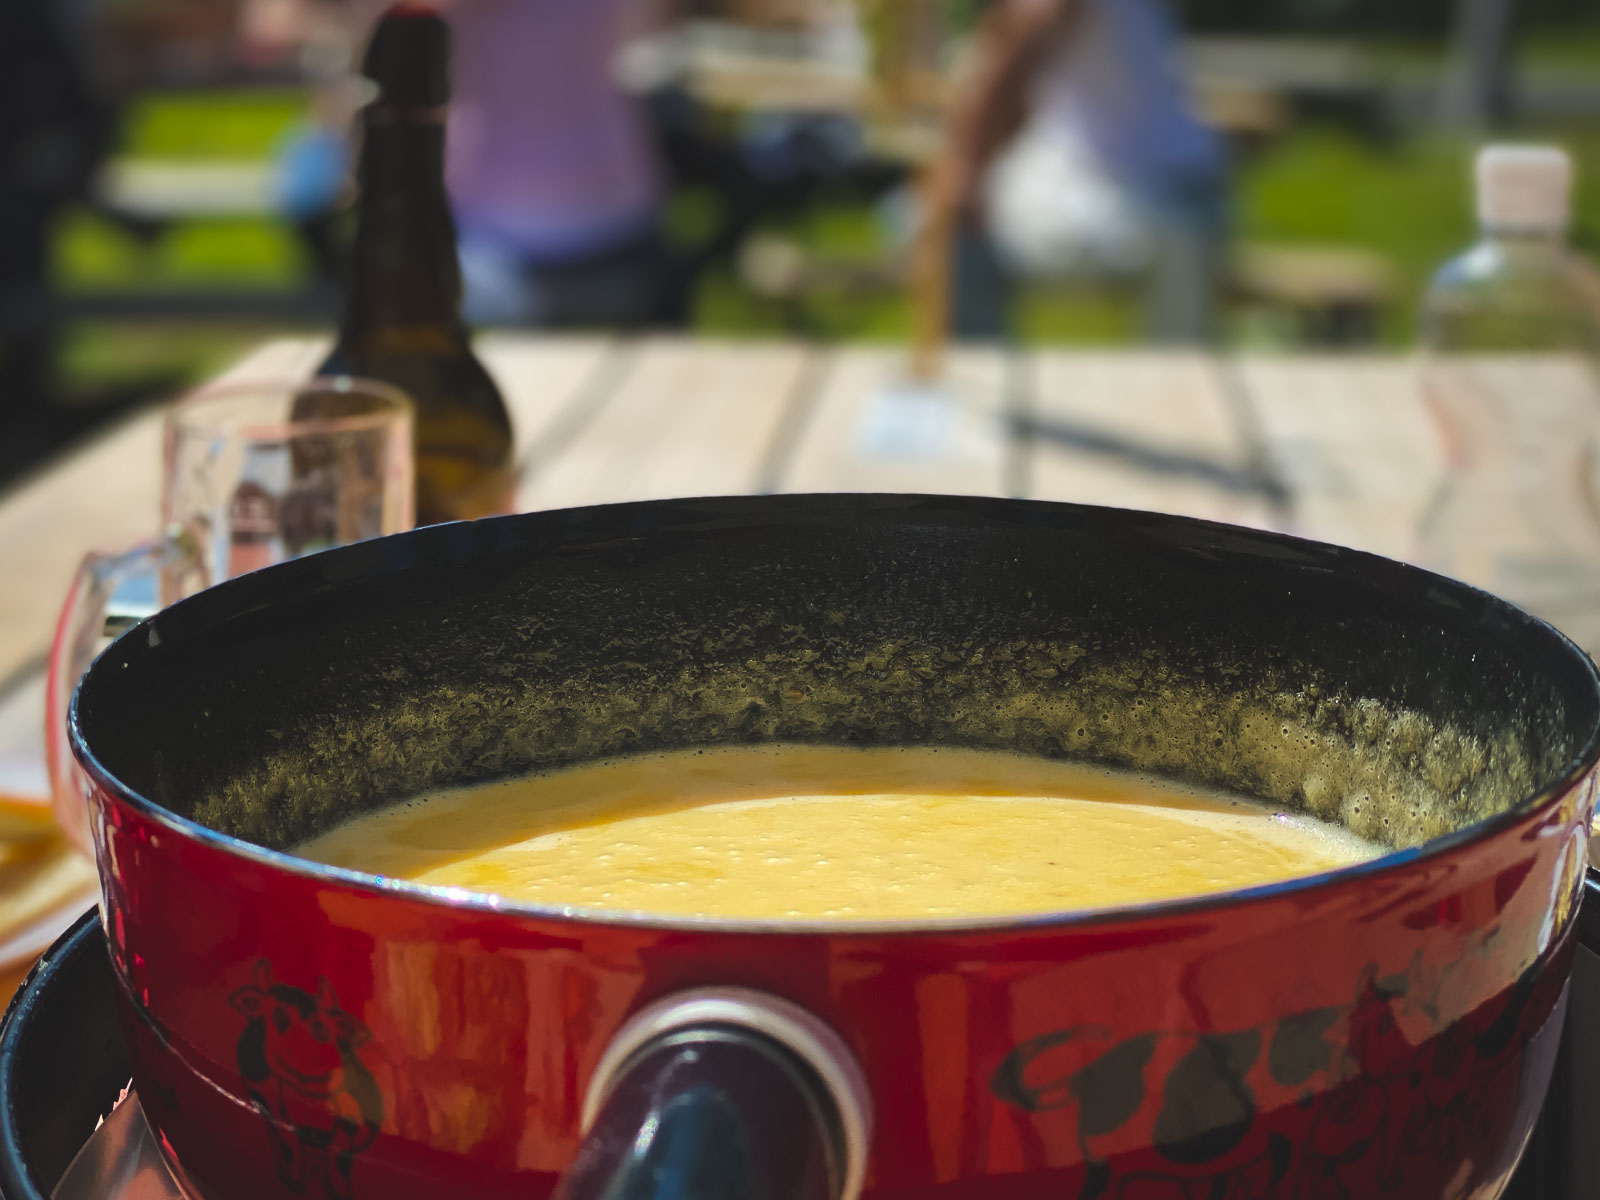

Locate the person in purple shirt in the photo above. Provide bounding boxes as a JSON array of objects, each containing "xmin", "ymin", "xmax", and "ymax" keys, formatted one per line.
[
  {"xmin": 328, "ymin": 0, "xmax": 682, "ymax": 328},
  {"xmin": 441, "ymin": 0, "xmax": 682, "ymax": 327}
]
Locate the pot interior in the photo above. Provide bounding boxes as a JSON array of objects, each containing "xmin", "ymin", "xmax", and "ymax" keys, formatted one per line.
[{"xmin": 74, "ymin": 496, "xmax": 1600, "ymax": 865}]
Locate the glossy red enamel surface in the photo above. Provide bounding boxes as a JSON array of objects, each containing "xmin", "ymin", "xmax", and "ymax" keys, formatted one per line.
[{"xmin": 88, "ymin": 761, "xmax": 1596, "ymax": 1200}]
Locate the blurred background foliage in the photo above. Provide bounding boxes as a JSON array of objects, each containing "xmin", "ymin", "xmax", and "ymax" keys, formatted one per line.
[{"xmin": 12, "ymin": 0, "xmax": 1600, "ymax": 464}]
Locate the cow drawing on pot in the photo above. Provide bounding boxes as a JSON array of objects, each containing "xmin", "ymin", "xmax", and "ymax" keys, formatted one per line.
[{"xmin": 230, "ymin": 962, "xmax": 384, "ymax": 1200}]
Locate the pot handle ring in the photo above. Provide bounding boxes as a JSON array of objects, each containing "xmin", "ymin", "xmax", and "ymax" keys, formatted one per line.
[
  {"xmin": 555, "ymin": 988, "xmax": 872, "ymax": 1200},
  {"xmin": 45, "ymin": 525, "xmax": 206, "ymax": 856}
]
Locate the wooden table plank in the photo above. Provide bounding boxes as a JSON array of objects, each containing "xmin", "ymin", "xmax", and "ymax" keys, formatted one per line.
[
  {"xmin": 0, "ymin": 340, "xmax": 329, "ymax": 691},
  {"xmin": 0, "ymin": 336, "xmax": 614, "ymax": 755},
  {"xmin": 1241, "ymin": 353, "xmax": 1600, "ymax": 656},
  {"xmin": 0, "ymin": 413, "xmax": 163, "ymax": 691},
  {"xmin": 475, "ymin": 333, "xmax": 616, "ymax": 468},
  {"xmin": 1023, "ymin": 351, "xmax": 1276, "ymax": 528},
  {"xmin": 518, "ymin": 339, "xmax": 814, "ymax": 511},
  {"xmin": 774, "ymin": 347, "xmax": 1013, "ymax": 497},
  {"xmin": 0, "ymin": 676, "xmax": 45, "ymax": 764},
  {"xmin": 0, "ymin": 334, "xmax": 618, "ymax": 990},
  {"xmin": 169, "ymin": 333, "xmax": 618, "ymax": 475},
  {"xmin": 1412, "ymin": 355, "xmax": 1600, "ymax": 652},
  {"xmin": 0, "ymin": 342, "xmax": 339, "ymax": 985},
  {"xmin": 1237, "ymin": 355, "xmax": 1444, "ymax": 562}
]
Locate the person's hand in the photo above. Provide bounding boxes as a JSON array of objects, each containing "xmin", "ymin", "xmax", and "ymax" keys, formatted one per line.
[{"xmin": 925, "ymin": 0, "xmax": 1079, "ymax": 237}]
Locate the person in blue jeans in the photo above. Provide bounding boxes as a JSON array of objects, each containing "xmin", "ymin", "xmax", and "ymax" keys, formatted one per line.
[
  {"xmin": 930, "ymin": 0, "xmax": 1229, "ymax": 345},
  {"xmin": 273, "ymin": 86, "xmax": 355, "ymax": 287}
]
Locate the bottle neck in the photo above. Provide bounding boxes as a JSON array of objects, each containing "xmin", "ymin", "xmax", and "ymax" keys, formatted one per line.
[{"xmin": 340, "ymin": 105, "xmax": 467, "ymax": 346}]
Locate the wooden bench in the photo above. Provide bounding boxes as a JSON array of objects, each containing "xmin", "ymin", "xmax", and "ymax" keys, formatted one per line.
[{"xmin": 1227, "ymin": 243, "xmax": 1396, "ymax": 346}]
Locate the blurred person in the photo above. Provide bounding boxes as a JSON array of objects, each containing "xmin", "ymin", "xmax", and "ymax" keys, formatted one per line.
[
  {"xmin": 337, "ymin": 0, "xmax": 686, "ymax": 329},
  {"xmin": 305, "ymin": 0, "xmax": 898, "ymax": 328},
  {"xmin": 929, "ymin": 0, "xmax": 1228, "ymax": 344},
  {"xmin": 0, "ymin": 0, "xmax": 114, "ymax": 418},
  {"xmin": 241, "ymin": 0, "xmax": 376, "ymax": 287},
  {"xmin": 271, "ymin": 76, "xmax": 360, "ymax": 287},
  {"xmin": 270, "ymin": 62, "xmax": 361, "ymax": 288}
]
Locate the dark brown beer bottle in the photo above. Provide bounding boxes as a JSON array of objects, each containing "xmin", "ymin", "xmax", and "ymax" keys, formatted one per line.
[{"xmin": 315, "ymin": 3, "xmax": 514, "ymax": 526}]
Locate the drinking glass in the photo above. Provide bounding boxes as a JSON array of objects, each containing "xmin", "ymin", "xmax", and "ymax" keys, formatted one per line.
[{"xmin": 47, "ymin": 377, "xmax": 414, "ymax": 853}]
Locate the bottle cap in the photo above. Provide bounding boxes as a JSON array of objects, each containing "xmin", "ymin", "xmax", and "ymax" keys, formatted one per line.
[
  {"xmin": 362, "ymin": 3, "xmax": 450, "ymax": 108},
  {"xmin": 1476, "ymin": 144, "xmax": 1573, "ymax": 232}
]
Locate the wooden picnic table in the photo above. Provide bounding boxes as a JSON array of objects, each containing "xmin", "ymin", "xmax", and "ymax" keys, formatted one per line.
[
  {"xmin": 7, "ymin": 335, "xmax": 1600, "ymax": 718},
  {"xmin": 0, "ymin": 335, "xmax": 1595, "ymax": 988}
]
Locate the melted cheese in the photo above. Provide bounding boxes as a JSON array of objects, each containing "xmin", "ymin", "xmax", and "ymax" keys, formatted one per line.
[{"xmin": 297, "ymin": 745, "xmax": 1380, "ymax": 920}]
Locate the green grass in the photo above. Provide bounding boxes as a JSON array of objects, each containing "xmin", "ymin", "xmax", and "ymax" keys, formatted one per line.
[
  {"xmin": 57, "ymin": 213, "xmax": 307, "ymax": 288},
  {"xmin": 120, "ymin": 88, "xmax": 309, "ymax": 159},
  {"xmin": 1238, "ymin": 125, "xmax": 1600, "ymax": 343},
  {"xmin": 49, "ymin": 89, "xmax": 312, "ymax": 396},
  {"xmin": 56, "ymin": 87, "xmax": 310, "ymax": 290},
  {"xmin": 690, "ymin": 201, "xmax": 915, "ymax": 340},
  {"xmin": 1368, "ymin": 29, "xmax": 1600, "ymax": 76},
  {"xmin": 693, "ymin": 121, "xmax": 1600, "ymax": 347},
  {"xmin": 1506, "ymin": 27, "xmax": 1600, "ymax": 74}
]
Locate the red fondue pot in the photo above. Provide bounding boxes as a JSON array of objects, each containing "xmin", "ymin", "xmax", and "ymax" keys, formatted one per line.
[{"xmin": 67, "ymin": 495, "xmax": 1600, "ymax": 1200}]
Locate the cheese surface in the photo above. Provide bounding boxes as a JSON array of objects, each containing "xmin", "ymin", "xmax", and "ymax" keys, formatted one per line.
[{"xmin": 298, "ymin": 745, "xmax": 1381, "ymax": 920}]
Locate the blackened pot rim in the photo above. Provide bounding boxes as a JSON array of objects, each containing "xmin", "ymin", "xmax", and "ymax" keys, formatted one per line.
[{"xmin": 68, "ymin": 494, "xmax": 1600, "ymax": 937}]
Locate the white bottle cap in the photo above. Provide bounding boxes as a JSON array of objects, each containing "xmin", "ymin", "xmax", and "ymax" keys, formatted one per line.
[{"xmin": 1476, "ymin": 144, "xmax": 1573, "ymax": 232}]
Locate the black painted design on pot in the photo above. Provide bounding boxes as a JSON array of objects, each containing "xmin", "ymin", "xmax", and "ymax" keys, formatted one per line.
[
  {"xmin": 1268, "ymin": 1007, "xmax": 1341, "ymax": 1087},
  {"xmin": 230, "ymin": 961, "xmax": 382, "ymax": 1200},
  {"xmin": 1153, "ymin": 1030, "xmax": 1260, "ymax": 1163},
  {"xmin": 990, "ymin": 952, "xmax": 1558, "ymax": 1200}
]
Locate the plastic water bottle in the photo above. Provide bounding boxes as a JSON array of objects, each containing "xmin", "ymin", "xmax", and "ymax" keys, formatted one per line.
[
  {"xmin": 1415, "ymin": 145, "xmax": 1600, "ymax": 634},
  {"xmin": 1423, "ymin": 146, "xmax": 1600, "ymax": 354}
]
